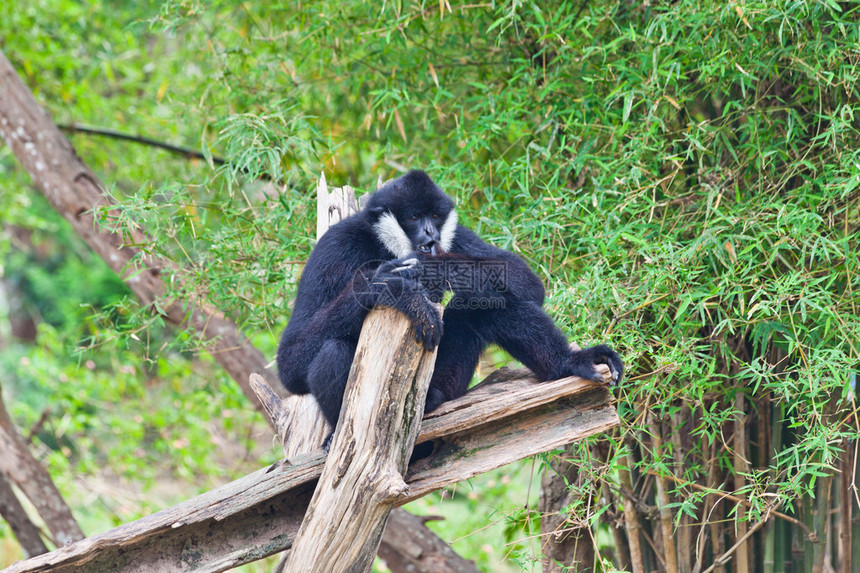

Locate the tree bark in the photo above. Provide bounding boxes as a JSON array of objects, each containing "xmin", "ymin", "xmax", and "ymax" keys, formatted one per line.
[
  {"xmin": 0, "ymin": 386, "xmax": 83, "ymax": 549},
  {"xmin": 377, "ymin": 510, "xmax": 480, "ymax": 573},
  {"xmin": 0, "ymin": 473, "xmax": 49, "ymax": 557},
  {"xmin": 0, "ymin": 50, "xmax": 276, "ymax": 417},
  {"xmin": 284, "ymin": 306, "xmax": 439, "ymax": 572}
]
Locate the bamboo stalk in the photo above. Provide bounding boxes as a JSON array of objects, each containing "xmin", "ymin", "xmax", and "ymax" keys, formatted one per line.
[
  {"xmin": 690, "ymin": 403, "xmax": 710, "ymax": 573},
  {"xmin": 705, "ymin": 440, "xmax": 724, "ymax": 573},
  {"xmin": 732, "ymin": 392, "xmax": 751, "ymax": 573},
  {"xmin": 618, "ymin": 448, "xmax": 646, "ymax": 573},
  {"xmin": 851, "ymin": 439, "xmax": 860, "ymax": 569},
  {"xmin": 648, "ymin": 415, "xmax": 679, "ymax": 573},
  {"xmin": 772, "ymin": 510, "xmax": 785, "ymax": 573},
  {"xmin": 812, "ymin": 474, "xmax": 831, "ymax": 573},
  {"xmin": 670, "ymin": 408, "xmax": 692, "ymax": 573},
  {"xmin": 793, "ymin": 495, "xmax": 813, "ymax": 571},
  {"xmin": 641, "ymin": 471, "xmax": 812, "ymax": 536},
  {"xmin": 768, "ymin": 397, "xmax": 783, "ymax": 573},
  {"xmin": 839, "ymin": 438, "xmax": 852, "ymax": 573}
]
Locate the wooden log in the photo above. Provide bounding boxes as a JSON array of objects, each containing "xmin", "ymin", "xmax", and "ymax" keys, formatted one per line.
[
  {"xmin": 316, "ymin": 172, "xmax": 361, "ymax": 241},
  {"xmin": 280, "ymin": 173, "xmax": 357, "ymax": 458},
  {"xmin": 377, "ymin": 510, "xmax": 480, "ymax": 573},
  {"xmin": 284, "ymin": 305, "xmax": 439, "ymax": 572},
  {"xmin": 1, "ymin": 370, "xmax": 618, "ymax": 573}
]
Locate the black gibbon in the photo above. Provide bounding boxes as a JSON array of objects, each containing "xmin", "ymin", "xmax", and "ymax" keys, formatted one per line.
[{"xmin": 277, "ymin": 170, "xmax": 622, "ymax": 446}]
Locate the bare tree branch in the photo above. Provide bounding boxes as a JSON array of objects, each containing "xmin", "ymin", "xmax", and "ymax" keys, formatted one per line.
[
  {"xmin": 58, "ymin": 123, "xmax": 226, "ymax": 165},
  {"xmin": 378, "ymin": 510, "xmax": 480, "ymax": 573},
  {"xmin": 0, "ymin": 470, "xmax": 49, "ymax": 557}
]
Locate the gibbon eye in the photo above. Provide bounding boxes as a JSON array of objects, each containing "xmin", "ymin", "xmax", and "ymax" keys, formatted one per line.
[
  {"xmin": 432, "ymin": 213, "xmax": 439, "ymax": 220},
  {"xmin": 410, "ymin": 215, "xmax": 418, "ymax": 221}
]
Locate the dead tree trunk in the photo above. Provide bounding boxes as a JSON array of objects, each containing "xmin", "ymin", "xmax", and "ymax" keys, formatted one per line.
[{"xmin": 285, "ymin": 306, "xmax": 439, "ymax": 571}]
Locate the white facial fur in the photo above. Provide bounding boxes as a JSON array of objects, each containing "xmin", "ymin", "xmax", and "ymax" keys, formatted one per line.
[
  {"xmin": 373, "ymin": 209, "xmax": 459, "ymax": 258},
  {"xmin": 374, "ymin": 212, "xmax": 413, "ymax": 258},
  {"xmin": 439, "ymin": 210, "xmax": 458, "ymax": 252}
]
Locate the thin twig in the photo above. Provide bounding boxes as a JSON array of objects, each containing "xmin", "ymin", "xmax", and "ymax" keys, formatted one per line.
[
  {"xmin": 702, "ymin": 510, "xmax": 771, "ymax": 573},
  {"xmin": 59, "ymin": 122, "xmax": 291, "ymax": 185},
  {"xmin": 59, "ymin": 123, "xmax": 226, "ymax": 165},
  {"xmin": 25, "ymin": 408, "xmax": 51, "ymax": 445}
]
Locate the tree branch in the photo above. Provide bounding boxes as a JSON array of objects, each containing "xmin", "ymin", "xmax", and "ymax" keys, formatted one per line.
[
  {"xmin": 58, "ymin": 123, "xmax": 226, "ymax": 165},
  {"xmin": 0, "ymin": 385, "xmax": 83, "ymax": 549}
]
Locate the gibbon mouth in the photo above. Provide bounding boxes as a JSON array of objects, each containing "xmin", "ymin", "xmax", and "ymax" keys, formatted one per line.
[{"xmin": 418, "ymin": 242, "xmax": 437, "ymax": 255}]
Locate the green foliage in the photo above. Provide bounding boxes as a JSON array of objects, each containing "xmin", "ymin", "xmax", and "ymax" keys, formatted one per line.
[
  {"xmin": 404, "ymin": 461, "xmax": 542, "ymax": 572},
  {"xmin": 2, "ymin": 0, "xmax": 860, "ymax": 570},
  {"xmin": 2, "ymin": 203, "xmax": 130, "ymax": 338},
  {"xmin": 1, "ymin": 322, "xmax": 276, "ymax": 536}
]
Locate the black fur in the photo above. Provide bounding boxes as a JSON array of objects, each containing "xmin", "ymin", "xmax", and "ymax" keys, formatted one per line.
[{"xmin": 277, "ymin": 170, "xmax": 623, "ymax": 444}]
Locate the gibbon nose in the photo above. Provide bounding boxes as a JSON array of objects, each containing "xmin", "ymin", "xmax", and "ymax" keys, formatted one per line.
[{"xmin": 417, "ymin": 220, "xmax": 440, "ymax": 255}]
